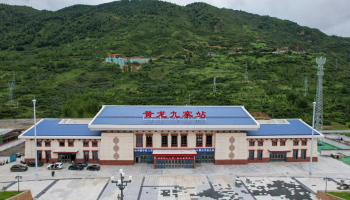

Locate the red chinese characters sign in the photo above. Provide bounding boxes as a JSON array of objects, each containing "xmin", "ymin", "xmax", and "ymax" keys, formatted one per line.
[
  {"xmin": 156, "ymin": 156, "xmax": 194, "ymax": 160},
  {"xmin": 143, "ymin": 111, "xmax": 206, "ymax": 119}
]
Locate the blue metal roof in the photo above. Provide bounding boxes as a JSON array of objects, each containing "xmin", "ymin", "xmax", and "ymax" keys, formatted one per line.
[
  {"xmin": 246, "ymin": 119, "xmax": 321, "ymax": 136},
  {"xmin": 91, "ymin": 106, "xmax": 257, "ymax": 125},
  {"xmin": 22, "ymin": 119, "xmax": 102, "ymax": 137}
]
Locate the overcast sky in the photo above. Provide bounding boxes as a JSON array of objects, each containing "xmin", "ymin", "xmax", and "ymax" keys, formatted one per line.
[{"xmin": 2, "ymin": 0, "xmax": 350, "ymax": 37}]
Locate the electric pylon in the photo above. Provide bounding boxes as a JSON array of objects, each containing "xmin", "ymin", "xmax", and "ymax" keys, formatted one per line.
[{"xmin": 315, "ymin": 56, "xmax": 326, "ymax": 131}]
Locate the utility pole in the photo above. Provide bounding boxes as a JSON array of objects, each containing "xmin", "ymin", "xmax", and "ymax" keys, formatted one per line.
[
  {"xmin": 304, "ymin": 76, "xmax": 308, "ymax": 96},
  {"xmin": 213, "ymin": 77, "xmax": 216, "ymax": 93},
  {"xmin": 8, "ymin": 82, "xmax": 14, "ymax": 104},
  {"xmin": 315, "ymin": 57, "xmax": 326, "ymax": 132},
  {"xmin": 244, "ymin": 63, "xmax": 248, "ymax": 82},
  {"xmin": 309, "ymin": 102, "xmax": 316, "ymax": 178},
  {"xmin": 33, "ymin": 98, "xmax": 38, "ymax": 181}
]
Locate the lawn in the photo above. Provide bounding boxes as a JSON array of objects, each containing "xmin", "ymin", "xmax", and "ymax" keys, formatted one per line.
[
  {"xmin": 0, "ymin": 191, "xmax": 24, "ymax": 200},
  {"xmin": 328, "ymin": 191, "xmax": 350, "ymax": 200}
]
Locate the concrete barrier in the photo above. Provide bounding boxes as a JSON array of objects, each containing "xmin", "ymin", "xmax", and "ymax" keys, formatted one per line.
[
  {"xmin": 320, "ymin": 149, "xmax": 350, "ymax": 156},
  {"xmin": 316, "ymin": 190, "xmax": 346, "ymax": 200},
  {"xmin": 6, "ymin": 190, "xmax": 33, "ymax": 200},
  {"xmin": 323, "ymin": 138, "xmax": 350, "ymax": 149}
]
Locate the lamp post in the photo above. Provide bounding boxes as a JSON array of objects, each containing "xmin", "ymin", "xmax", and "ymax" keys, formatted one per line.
[
  {"xmin": 33, "ymin": 98, "xmax": 38, "ymax": 181},
  {"xmin": 15, "ymin": 176, "xmax": 22, "ymax": 192},
  {"xmin": 111, "ymin": 169, "xmax": 132, "ymax": 200},
  {"xmin": 324, "ymin": 177, "xmax": 331, "ymax": 193},
  {"xmin": 309, "ymin": 102, "xmax": 316, "ymax": 178}
]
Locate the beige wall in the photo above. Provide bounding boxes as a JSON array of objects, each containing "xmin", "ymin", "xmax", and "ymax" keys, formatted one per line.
[
  {"xmin": 100, "ymin": 132, "xmax": 133, "ymax": 161},
  {"xmin": 25, "ymin": 139, "xmax": 101, "ymax": 160},
  {"xmin": 215, "ymin": 132, "xmax": 247, "ymax": 161},
  {"xmin": 247, "ymin": 138, "xmax": 318, "ymax": 158}
]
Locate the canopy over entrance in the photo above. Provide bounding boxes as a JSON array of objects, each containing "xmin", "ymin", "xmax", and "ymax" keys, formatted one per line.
[
  {"xmin": 152, "ymin": 149, "xmax": 197, "ymax": 157},
  {"xmin": 53, "ymin": 150, "xmax": 78, "ymax": 154},
  {"xmin": 268, "ymin": 150, "xmax": 291, "ymax": 153}
]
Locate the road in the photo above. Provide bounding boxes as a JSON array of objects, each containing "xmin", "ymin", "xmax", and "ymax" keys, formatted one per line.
[{"xmin": 321, "ymin": 130, "xmax": 350, "ymax": 133}]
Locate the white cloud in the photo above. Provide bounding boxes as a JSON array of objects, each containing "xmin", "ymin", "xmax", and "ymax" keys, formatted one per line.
[{"xmin": 1, "ymin": 0, "xmax": 349, "ymax": 37}]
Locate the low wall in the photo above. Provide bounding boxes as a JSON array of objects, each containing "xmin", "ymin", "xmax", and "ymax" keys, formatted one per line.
[
  {"xmin": 323, "ymin": 138, "xmax": 350, "ymax": 149},
  {"xmin": 324, "ymin": 134, "xmax": 350, "ymax": 143},
  {"xmin": 7, "ymin": 190, "xmax": 33, "ymax": 200},
  {"xmin": 321, "ymin": 149, "xmax": 350, "ymax": 156},
  {"xmin": 316, "ymin": 190, "xmax": 346, "ymax": 200}
]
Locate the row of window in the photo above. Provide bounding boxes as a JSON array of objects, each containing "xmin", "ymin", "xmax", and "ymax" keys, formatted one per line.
[
  {"xmin": 37, "ymin": 141, "xmax": 98, "ymax": 147},
  {"xmin": 136, "ymin": 134, "xmax": 213, "ymax": 147},
  {"xmin": 249, "ymin": 141, "xmax": 307, "ymax": 146},
  {"xmin": 248, "ymin": 150, "xmax": 307, "ymax": 160}
]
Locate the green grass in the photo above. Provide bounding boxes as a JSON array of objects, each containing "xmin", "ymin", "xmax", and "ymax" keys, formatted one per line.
[
  {"xmin": 339, "ymin": 157, "xmax": 350, "ymax": 166},
  {"xmin": 0, "ymin": 191, "xmax": 24, "ymax": 200},
  {"xmin": 317, "ymin": 142, "xmax": 340, "ymax": 152},
  {"xmin": 328, "ymin": 191, "xmax": 350, "ymax": 200}
]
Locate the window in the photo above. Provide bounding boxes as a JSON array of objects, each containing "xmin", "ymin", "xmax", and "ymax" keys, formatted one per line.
[
  {"xmin": 45, "ymin": 141, "xmax": 51, "ymax": 147},
  {"xmin": 258, "ymin": 142, "xmax": 263, "ymax": 146},
  {"xmin": 249, "ymin": 151, "xmax": 254, "ymax": 160},
  {"xmin": 59, "ymin": 142, "xmax": 65, "ymax": 147},
  {"xmin": 206, "ymin": 135, "xmax": 212, "ymax": 147},
  {"xmin": 281, "ymin": 141, "xmax": 286, "ymax": 146},
  {"xmin": 293, "ymin": 150, "xmax": 298, "ymax": 159},
  {"xmin": 37, "ymin": 141, "xmax": 42, "ymax": 147},
  {"xmin": 92, "ymin": 151, "xmax": 98, "ymax": 161},
  {"xmin": 162, "ymin": 135, "xmax": 168, "ymax": 147},
  {"xmin": 272, "ymin": 142, "xmax": 277, "ymax": 146},
  {"xmin": 196, "ymin": 135, "xmax": 203, "ymax": 147},
  {"xmin": 181, "ymin": 135, "xmax": 187, "ymax": 147},
  {"xmin": 46, "ymin": 151, "xmax": 51, "ymax": 160},
  {"xmin": 294, "ymin": 141, "xmax": 299, "ymax": 146},
  {"xmin": 258, "ymin": 151, "xmax": 262, "ymax": 160},
  {"xmin": 136, "ymin": 135, "xmax": 143, "ymax": 147},
  {"xmin": 172, "ymin": 135, "xmax": 177, "ymax": 147},
  {"xmin": 302, "ymin": 141, "xmax": 307, "ymax": 146},
  {"xmin": 146, "ymin": 135, "xmax": 152, "ymax": 147},
  {"xmin": 68, "ymin": 142, "xmax": 74, "ymax": 147},
  {"xmin": 84, "ymin": 142, "xmax": 89, "ymax": 147},
  {"xmin": 92, "ymin": 142, "xmax": 98, "ymax": 147},
  {"xmin": 301, "ymin": 150, "xmax": 306, "ymax": 159},
  {"xmin": 249, "ymin": 142, "xmax": 255, "ymax": 146}
]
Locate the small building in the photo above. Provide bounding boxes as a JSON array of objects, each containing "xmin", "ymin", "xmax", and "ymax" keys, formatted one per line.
[
  {"xmin": 19, "ymin": 106, "xmax": 323, "ymax": 168},
  {"xmin": 0, "ymin": 129, "xmax": 24, "ymax": 144},
  {"xmin": 108, "ymin": 53, "xmax": 123, "ymax": 58}
]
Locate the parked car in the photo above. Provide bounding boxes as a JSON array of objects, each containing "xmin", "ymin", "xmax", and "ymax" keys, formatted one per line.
[
  {"xmin": 10, "ymin": 165, "xmax": 28, "ymax": 172},
  {"xmin": 68, "ymin": 164, "xmax": 84, "ymax": 170},
  {"xmin": 27, "ymin": 161, "xmax": 44, "ymax": 167},
  {"xmin": 15, "ymin": 152, "xmax": 22, "ymax": 157},
  {"xmin": 76, "ymin": 162, "xmax": 88, "ymax": 167},
  {"xmin": 87, "ymin": 165, "xmax": 100, "ymax": 171},
  {"xmin": 47, "ymin": 162, "xmax": 63, "ymax": 170}
]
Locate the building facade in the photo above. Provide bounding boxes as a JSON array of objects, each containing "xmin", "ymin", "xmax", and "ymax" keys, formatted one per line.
[{"xmin": 19, "ymin": 106, "xmax": 323, "ymax": 169}]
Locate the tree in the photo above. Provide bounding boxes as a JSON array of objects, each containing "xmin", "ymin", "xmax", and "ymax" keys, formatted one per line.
[
  {"xmin": 0, "ymin": 135, "xmax": 2, "ymax": 145},
  {"xmin": 77, "ymin": 106, "xmax": 84, "ymax": 118}
]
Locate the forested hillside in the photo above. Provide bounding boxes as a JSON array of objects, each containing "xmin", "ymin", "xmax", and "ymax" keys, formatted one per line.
[{"xmin": 0, "ymin": 1, "xmax": 350, "ymax": 128}]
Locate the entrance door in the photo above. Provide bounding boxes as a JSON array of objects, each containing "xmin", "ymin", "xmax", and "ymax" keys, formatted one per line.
[
  {"xmin": 269, "ymin": 153, "xmax": 286, "ymax": 162},
  {"xmin": 135, "ymin": 157, "xmax": 139, "ymax": 163},
  {"xmin": 140, "ymin": 155, "xmax": 147, "ymax": 163},
  {"xmin": 84, "ymin": 152, "xmax": 89, "ymax": 163}
]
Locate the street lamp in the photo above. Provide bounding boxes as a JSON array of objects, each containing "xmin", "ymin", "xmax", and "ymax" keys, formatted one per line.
[
  {"xmin": 324, "ymin": 177, "xmax": 331, "ymax": 193},
  {"xmin": 15, "ymin": 176, "xmax": 22, "ymax": 192},
  {"xmin": 33, "ymin": 98, "xmax": 38, "ymax": 181},
  {"xmin": 309, "ymin": 102, "xmax": 316, "ymax": 178},
  {"xmin": 111, "ymin": 169, "xmax": 132, "ymax": 200}
]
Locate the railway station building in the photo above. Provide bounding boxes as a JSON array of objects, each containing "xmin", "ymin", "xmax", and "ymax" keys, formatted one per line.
[{"xmin": 19, "ymin": 106, "xmax": 323, "ymax": 169}]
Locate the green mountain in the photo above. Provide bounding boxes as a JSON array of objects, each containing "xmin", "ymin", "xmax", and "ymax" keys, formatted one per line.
[{"xmin": 0, "ymin": 1, "xmax": 349, "ymax": 128}]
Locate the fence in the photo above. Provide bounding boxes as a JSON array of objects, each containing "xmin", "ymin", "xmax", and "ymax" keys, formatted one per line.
[{"xmin": 105, "ymin": 57, "xmax": 151, "ymax": 67}]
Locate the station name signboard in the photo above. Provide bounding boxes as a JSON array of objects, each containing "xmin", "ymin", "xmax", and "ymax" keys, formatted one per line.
[
  {"xmin": 156, "ymin": 157, "xmax": 193, "ymax": 160},
  {"xmin": 196, "ymin": 148, "xmax": 215, "ymax": 152},
  {"xmin": 143, "ymin": 111, "xmax": 206, "ymax": 119},
  {"xmin": 134, "ymin": 149, "xmax": 153, "ymax": 153}
]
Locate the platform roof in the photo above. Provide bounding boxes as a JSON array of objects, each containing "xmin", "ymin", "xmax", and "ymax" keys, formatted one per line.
[
  {"xmin": 19, "ymin": 119, "xmax": 102, "ymax": 139},
  {"xmin": 89, "ymin": 105, "xmax": 259, "ymax": 131},
  {"xmin": 246, "ymin": 119, "xmax": 323, "ymax": 138}
]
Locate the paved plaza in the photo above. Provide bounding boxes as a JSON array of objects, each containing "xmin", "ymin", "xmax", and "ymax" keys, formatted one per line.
[{"xmin": 1, "ymin": 156, "xmax": 350, "ymax": 199}]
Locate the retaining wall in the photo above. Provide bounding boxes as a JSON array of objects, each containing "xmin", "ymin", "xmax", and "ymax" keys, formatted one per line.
[
  {"xmin": 323, "ymin": 138, "xmax": 350, "ymax": 149},
  {"xmin": 321, "ymin": 149, "xmax": 350, "ymax": 156}
]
